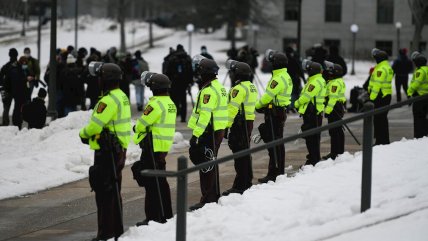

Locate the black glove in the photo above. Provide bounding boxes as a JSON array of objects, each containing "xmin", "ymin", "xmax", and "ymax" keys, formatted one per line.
[
  {"xmin": 256, "ymin": 107, "xmax": 265, "ymax": 114},
  {"xmin": 190, "ymin": 135, "xmax": 198, "ymax": 146},
  {"xmin": 80, "ymin": 137, "xmax": 89, "ymax": 145}
]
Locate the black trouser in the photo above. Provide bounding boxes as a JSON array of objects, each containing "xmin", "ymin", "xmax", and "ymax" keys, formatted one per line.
[
  {"xmin": 302, "ymin": 103, "xmax": 322, "ymax": 165},
  {"xmin": 2, "ymin": 94, "xmax": 12, "ymax": 126},
  {"xmin": 140, "ymin": 151, "xmax": 173, "ymax": 222},
  {"xmin": 93, "ymin": 148, "xmax": 126, "ymax": 240},
  {"xmin": 264, "ymin": 107, "xmax": 286, "ymax": 177},
  {"xmin": 198, "ymin": 129, "xmax": 224, "ymax": 204},
  {"xmin": 328, "ymin": 102, "xmax": 345, "ymax": 155},
  {"xmin": 228, "ymin": 119, "xmax": 254, "ymax": 191},
  {"xmin": 171, "ymin": 88, "xmax": 187, "ymax": 122},
  {"xmin": 412, "ymin": 95, "xmax": 428, "ymax": 138},
  {"xmin": 395, "ymin": 75, "xmax": 409, "ymax": 102},
  {"xmin": 12, "ymin": 96, "xmax": 24, "ymax": 129},
  {"xmin": 373, "ymin": 94, "xmax": 391, "ymax": 145}
]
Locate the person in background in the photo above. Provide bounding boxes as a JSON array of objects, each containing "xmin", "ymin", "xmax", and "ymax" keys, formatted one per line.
[
  {"xmin": 22, "ymin": 88, "xmax": 47, "ymax": 129},
  {"xmin": 326, "ymin": 45, "xmax": 347, "ymax": 77},
  {"xmin": 132, "ymin": 50, "xmax": 149, "ymax": 111},
  {"xmin": 392, "ymin": 48, "xmax": 413, "ymax": 102},
  {"xmin": 61, "ymin": 54, "xmax": 83, "ymax": 116},
  {"xmin": 200, "ymin": 45, "xmax": 214, "ymax": 60},
  {"xmin": 22, "ymin": 47, "xmax": 41, "ymax": 102},
  {"xmin": 285, "ymin": 46, "xmax": 305, "ymax": 112},
  {"xmin": 0, "ymin": 48, "xmax": 26, "ymax": 128}
]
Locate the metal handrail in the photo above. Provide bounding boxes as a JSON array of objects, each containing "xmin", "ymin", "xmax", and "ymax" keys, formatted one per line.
[{"xmin": 139, "ymin": 94, "xmax": 428, "ymax": 241}]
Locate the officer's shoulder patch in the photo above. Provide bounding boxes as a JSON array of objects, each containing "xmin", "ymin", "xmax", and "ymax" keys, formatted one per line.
[
  {"xmin": 331, "ymin": 86, "xmax": 337, "ymax": 93},
  {"xmin": 203, "ymin": 94, "xmax": 211, "ymax": 104},
  {"xmin": 96, "ymin": 102, "xmax": 107, "ymax": 113},
  {"xmin": 377, "ymin": 71, "xmax": 382, "ymax": 77},
  {"xmin": 270, "ymin": 80, "xmax": 278, "ymax": 89},
  {"xmin": 308, "ymin": 84, "xmax": 315, "ymax": 92},
  {"xmin": 143, "ymin": 105, "xmax": 154, "ymax": 115},
  {"xmin": 232, "ymin": 89, "xmax": 239, "ymax": 98},
  {"xmin": 416, "ymin": 72, "xmax": 421, "ymax": 78}
]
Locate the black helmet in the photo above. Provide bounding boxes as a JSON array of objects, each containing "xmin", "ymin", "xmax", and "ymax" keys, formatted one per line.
[
  {"xmin": 141, "ymin": 71, "xmax": 171, "ymax": 90},
  {"xmin": 265, "ymin": 49, "xmax": 288, "ymax": 69},
  {"xmin": 333, "ymin": 64, "xmax": 344, "ymax": 78},
  {"xmin": 371, "ymin": 48, "xmax": 388, "ymax": 63},
  {"xmin": 226, "ymin": 60, "xmax": 252, "ymax": 83},
  {"xmin": 101, "ymin": 63, "xmax": 122, "ymax": 82},
  {"xmin": 192, "ymin": 55, "xmax": 219, "ymax": 75},
  {"xmin": 302, "ymin": 59, "xmax": 322, "ymax": 76},
  {"xmin": 411, "ymin": 51, "xmax": 427, "ymax": 67}
]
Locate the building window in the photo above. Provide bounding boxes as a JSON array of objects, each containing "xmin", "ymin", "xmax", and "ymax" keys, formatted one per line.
[
  {"xmin": 377, "ymin": 0, "xmax": 394, "ymax": 24},
  {"xmin": 283, "ymin": 38, "xmax": 297, "ymax": 52},
  {"xmin": 324, "ymin": 39, "xmax": 341, "ymax": 49},
  {"xmin": 375, "ymin": 41, "xmax": 393, "ymax": 56},
  {"xmin": 325, "ymin": 0, "xmax": 341, "ymax": 22},
  {"xmin": 284, "ymin": 0, "xmax": 299, "ymax": 21}
]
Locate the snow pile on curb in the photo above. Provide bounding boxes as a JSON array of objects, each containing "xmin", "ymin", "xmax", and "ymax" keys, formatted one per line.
[
  {"xmin": 0, "ymin": 111, "xmax": 188, "ymax": 200},
  {"xmin": 117, "ymin": 137, "xmax": 428, "ymax": 241}
]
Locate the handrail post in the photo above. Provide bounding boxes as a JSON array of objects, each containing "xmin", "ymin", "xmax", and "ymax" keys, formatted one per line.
[
  {"xmin": 361, "ymin": 102, "xmax": 374, "ymax": 212},
  {"xmin": 176, "ymin": 156, "xmax": 188, "ymax": 241}
]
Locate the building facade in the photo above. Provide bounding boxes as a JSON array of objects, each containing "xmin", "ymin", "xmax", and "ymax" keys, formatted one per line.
[{"xmin": 249, "ymin": 0, "xmax": 427, "ymax": 59}]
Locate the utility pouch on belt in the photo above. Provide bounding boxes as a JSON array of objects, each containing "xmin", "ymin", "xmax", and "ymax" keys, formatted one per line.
[
  {"xmin": 131, "ymin": 160, "xmax": 145, "ymax": 187},
  {"xmin": 89, "ymin": 164, "xmax": 113, "ymax": 193},
  {"xmin": 258, "ymin": 123, "xmax": 272, "ymax": 143},
  {"xmin": 228, "ymin": 115, "xmax": 247, "ymax": 151},
  {"xmin": 189, "ymin": 132, "xmax": 214, "ymax": 166}
]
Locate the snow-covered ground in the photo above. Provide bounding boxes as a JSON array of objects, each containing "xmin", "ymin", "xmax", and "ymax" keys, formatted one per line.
[
  {"xmin": 118, "ymin": 137, "xmax": 428, "ymax": 241},
  {"xmin": 0, "ymin": 110, "xmax": 188, "ymax": 200}
]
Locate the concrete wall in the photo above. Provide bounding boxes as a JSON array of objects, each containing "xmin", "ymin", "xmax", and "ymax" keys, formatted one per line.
[{"xmin": 251, "ymin": 0, "xmax": 427, "ymax": 59}]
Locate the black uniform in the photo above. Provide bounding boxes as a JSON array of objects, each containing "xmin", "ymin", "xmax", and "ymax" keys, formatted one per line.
[
  {"xmin": 392, "ymin": 50, "xmax": 413, "ymax": 102},
  {"xmin": 22, "ymin": 97, "xmax": 47, "ymax": 129}
]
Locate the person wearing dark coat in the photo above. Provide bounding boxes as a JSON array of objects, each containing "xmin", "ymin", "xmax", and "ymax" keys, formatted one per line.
[
  {"xmin": 200, "ymin": 46, "xmax": 214, "ymax": 60},
  {"xmin": 165, "ymin": 44, "xmax": 193, "ymax": 122},
  {"xmin": 285, "ymin": 47, "xmax": 305, "ymax": 112},
  {"xmin": 392, "ymin": 48, "xmax": 413, "ymax": 102},
  {"xmin": 326, "ymin": 45, "xmax": 348, "ymax": 77},
  {"xmin": 85, "ymin": 53, "xmax": 101, "ymax": 109},
  {"xmin": 60, "ymin": 54, "xmax": 83, "ymax": 116},
  {"xmin": 22, "ymin": 88, "xmax": 47, "ymax": 129},
  {"xmin": 0, "ymin": 48, "xmax": 27, "ymax": 128}
]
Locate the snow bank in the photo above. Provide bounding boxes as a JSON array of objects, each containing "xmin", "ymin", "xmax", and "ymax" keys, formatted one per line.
[
  {"xmin": 117, "ymin": 137, "xmax": 428, "ymax": 241},
  {"xmin": 0, "ymin": 111, "xmax": 188, "ymax": 200}
]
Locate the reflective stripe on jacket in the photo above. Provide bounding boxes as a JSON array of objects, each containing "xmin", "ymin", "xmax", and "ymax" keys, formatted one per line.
[
  {"xmin": 256, "ymin": 68, "xmax": 293, "ymax": 109},
  {"xmin": 325, "ymin": 77, "xmax": 346, "ymax": 114},
  {"xmin": 227, "ymin": 80, "xmax": 258, "ymax": 127},
  {"xmin": 133, "ymin": 96, "xmax": 177, "ymax": 152},
  {"xmin": 188, "ymin": 79, "xmax": 228, "ymax": 137},
  {"xmin": 368, "ymin": 60, "xmax": 394, "ymax": 100},
  {"xmin": 295, "ymin": 73, "xmax": 326, "ymax": 115},
  {"xmin": 408, "ymin": 66, "xmax": 428, "ymax": 96},
  {"xmin": 79, "ymin": 88, "xmax": 132, "ymax": 150}
]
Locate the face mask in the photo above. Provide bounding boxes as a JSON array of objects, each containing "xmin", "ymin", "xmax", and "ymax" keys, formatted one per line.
[
  {"xmin": 22, "ymin": 65, "xmax": 28, "ymax": 70},
  {"xmin": 24, "ymin": 53, "xmax": 30, "ymax": 58},
  {"xmin": 201, "ymin": 49, "xmax": 207, "ymax": 54}
]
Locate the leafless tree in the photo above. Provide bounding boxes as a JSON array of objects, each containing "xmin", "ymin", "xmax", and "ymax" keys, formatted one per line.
[
  {"xmin": 118, "ymin": 0, "xmax": 127, "ymax": 53},
  {"xmin": 408, "ymin": 0, "xmax": 428, "ymax": 52}
]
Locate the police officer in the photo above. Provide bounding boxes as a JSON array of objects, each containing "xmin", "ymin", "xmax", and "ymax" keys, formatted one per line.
[
  {"xmin": 369, "ymin": 48, "xmax": 393, "ymax": 145},
  {"xmin": 323, "ymin": 62, "xmax": 346, "ymax": 160},
  {"xmin": 188, "ymin": 55, "xmax": 228, "ymax": 210},
  {"xmin": 79, "ymin": 63, "xmax": 131, "ymax": 241},
  {"xmin": 223, "ymin": 60, "xmax": 258, "ymax": 195},
  {"xmin": 256, "ymin": 50, "xmax": 293, "ymax": 183},
  {"xmin": 294, "ymin": 60, "xmax": 326, "ymax": 166},
  {"xmin": 407, "ymin": 52, "xmax": 428, "ymax": 138},
  {"xmin": 132, "ymin": 71, "xmax": 176, "ymax": 226}
]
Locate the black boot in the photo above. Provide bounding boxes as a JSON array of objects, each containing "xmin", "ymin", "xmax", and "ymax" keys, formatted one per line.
[
  {"xmin": 189, "ymin": 202, "xmax": 205, "ymax": 211},
  {"xmin": 222, "ymin": 188, "xmax": 244, "ymax": 196},
  {"xmin": 322, "ymin": 153, "xmax": 337, "ymax": 160},
  {"xmin": 257, "ymin": 175, "xmax": 276, "ymax": 183},
  {"xmin": 136, "ymin": 219, "xmax": 149, "ymax": 226}
]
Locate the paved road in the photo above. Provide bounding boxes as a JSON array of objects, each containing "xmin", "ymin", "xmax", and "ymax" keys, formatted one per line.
[{"xmin": 0, "ymin": 103, "xmax": 415, "ymax": 241}]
